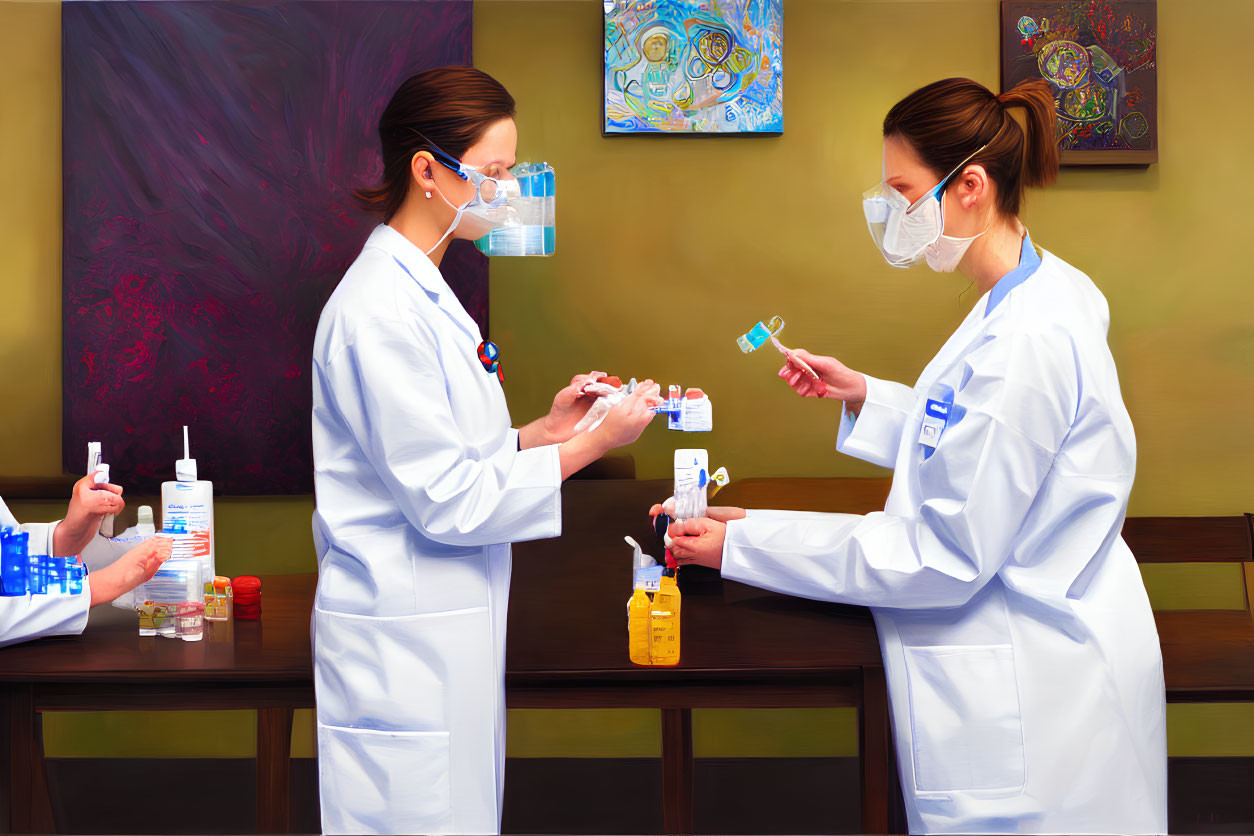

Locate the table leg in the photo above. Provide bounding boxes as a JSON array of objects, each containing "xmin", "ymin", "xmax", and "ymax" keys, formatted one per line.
[
  {"xmin": 1, "ymin": 685, "xmax": 53, "ymax": 834},
  {"xmin": 661, "ymin": 708, "xmax": 693, "ymax": 835},
  {"xmin": 256, "ymin": 707, "xmax": 294, "ymax": 834},
  {"xmin": 860, "ymin": 666, "xmax": 894, "ymax": 835}
]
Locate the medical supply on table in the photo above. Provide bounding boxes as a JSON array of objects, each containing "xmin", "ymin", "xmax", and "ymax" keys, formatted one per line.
[
  {"xmin": 87, "ymin": 441, "xmax": 117, "ymax": 538},
  {"xmin": 0, "ymin": 529, "xmax": 86, "ymax": 598},
  {"xmin": 649, "ymin": 557, "xmax": 682, "ymax": 666},
  {"xmin": 139, "ymin": 556, "xmax": 203, "ymax": 606},
  {"xmin": 136, "ymin": 506, "xmax": 156, "ymax": 536},
  {"xmin": 204, "ymin": 575, "xmax": 231, "ymax": 621},
  {"xmin": 133, "ymin": 556, "xmax": 215, "ymax": 640},
  {"xmin": 651, "ymin": 385, "xmax": 713, "ymax": 432},
  {"xmin": 626, "ymin": 536, "xmax": 661, "ymax": 666},
  {"xmin": 673, "ymin": 449, "xmax": 710, "ymax": 521},
  {"xmin": 103, "ymin": 506, "xmax": 162, "ymax": 610},
  {"xmin": 174, "ymin": 601, "xmax": 205, "ymax": 641},
  {"xmin": 473, "ymin": 162, "xmax": 555, "ymax": 257},
  {"xmin": 737, "ymin": 315, "xmax": 786, "ymax": 353},
  {"xmin": 232, "ymin": 575, "xmax": 261, "ymax": 620},
  {"xmin": 161, "ymin": 425, "xmax": 214, "ymax": 585}
]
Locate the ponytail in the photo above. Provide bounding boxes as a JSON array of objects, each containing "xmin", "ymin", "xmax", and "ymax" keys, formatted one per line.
[
  {"xmin": 996, "ymin": 79, "xmax": 1059, "ymax": 191},
  {"xmin": 883, "ymin": 77, "xmax": 1060, "ymax": 217}
]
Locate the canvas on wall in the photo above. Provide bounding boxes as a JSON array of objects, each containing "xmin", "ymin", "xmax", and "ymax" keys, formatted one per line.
[
  {"xmin": 1001, "ymin": 0, "xmax": 1158, "ymax": 164},
  {"xmin": 603, "ymin": 0, "xmax": 783, "ymax": 135},
  {"xmin": 62, "ymin": 0, "xmax": 482, "ymax": 494}
]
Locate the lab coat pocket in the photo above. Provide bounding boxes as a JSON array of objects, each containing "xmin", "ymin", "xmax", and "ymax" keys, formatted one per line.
[
  {"xmin": 903, "ymin": 644, "xmax": 1025, "ymax": 793},
  {"xmin": 318, "ymin": 724, "xmax": 453, "ymax": 834}
]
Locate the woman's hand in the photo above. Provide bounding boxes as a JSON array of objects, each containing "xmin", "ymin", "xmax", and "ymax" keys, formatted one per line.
[
  {"xmin": 541, "ymin": 371, "xmax": 623, "ymax": 444},
  {"xmin": 558, "ymin": 381, "xmax": 663, "ymax": 480},
  {"xmin": 592, "ymin": 380, "xmax": 663, "ymax": 449},
  {"xmin": 666, "ymin": 518, "xmax": 727, "ymax": 570},
  {"xmin": 649, "ymin": 500, "xmax": 745, "ymax": 524},
  {"xmin": 778, "ymin": 348, "xmax": 867, "ymax": 407},
  {"xmin": 88, "ymin": 537, "xmax": 172, "ymax": 607},
  {"xmin": 54, "ymin": 475, "xmax": 126, "ymax": 557}
]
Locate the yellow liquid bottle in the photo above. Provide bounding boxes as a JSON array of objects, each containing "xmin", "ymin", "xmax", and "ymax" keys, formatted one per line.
[
  {"xmin": 649, "ymin": 570, "xmax": 681, "ymax": 666},
  {"xmin": 628, "ymin": 587, "xmax": 652, "ymax": 666}
]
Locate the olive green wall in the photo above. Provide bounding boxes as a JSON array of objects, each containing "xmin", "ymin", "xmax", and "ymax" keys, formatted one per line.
[
  {"xmin": 4, "ymin": 0, "xmax": 1253, "ymax": 765},
  {"xmin": 479, "ymin": 0, "xmax": 1254, "ymax": 517}
]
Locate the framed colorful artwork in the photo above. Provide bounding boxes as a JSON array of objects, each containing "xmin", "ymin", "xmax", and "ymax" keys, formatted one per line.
[
  {"xmin": 1001, "ymin": 0, "xmax": 1158, "ymax": 165},
  {"xmin": 603, "ymin": 0, "xmax": 783, "ymax": 135}
]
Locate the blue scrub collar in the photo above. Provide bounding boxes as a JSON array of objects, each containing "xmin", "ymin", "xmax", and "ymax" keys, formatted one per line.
[{"xmin": 985, "ymin": 230, "xmax": 1041, "ymax": 317}]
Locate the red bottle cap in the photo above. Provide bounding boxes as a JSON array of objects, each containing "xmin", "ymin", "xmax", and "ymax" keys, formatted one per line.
[
  {"xmin": 664, "ymin": 549, "xmax": 677, "ymax": 570},
  {"xmin": 233, "ymin": 576, "xmax": 262, "ymax": 593}
]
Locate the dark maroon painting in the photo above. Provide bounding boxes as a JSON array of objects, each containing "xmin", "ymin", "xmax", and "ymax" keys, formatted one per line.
[{"xmin": 62, "ymin": 0, "xmax": 483, "ymax": 494}]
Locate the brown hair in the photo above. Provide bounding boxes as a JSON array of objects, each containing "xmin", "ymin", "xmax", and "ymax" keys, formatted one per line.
[
  {"xmin": 356, "ymin": 66, "xmax": 516, "ymax": 221},
  {"xmin": 882, "ymin": 78, "xmax": 1058, "ymax": 216}
]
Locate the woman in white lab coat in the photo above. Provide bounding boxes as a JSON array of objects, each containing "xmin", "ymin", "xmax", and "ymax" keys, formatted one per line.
[
  {"xmin": 666, "ymin": 78, "xmax": 1167, "ymax": 834},
  {"xmin": 1, "ymin": 480, "xmax": 170, "ymax": 647},
  {"xmin": 311, "ymin": 67, "xmax": 662, "ymax": 835}
]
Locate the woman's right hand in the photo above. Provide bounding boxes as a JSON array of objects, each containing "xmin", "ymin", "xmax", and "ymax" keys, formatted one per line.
[
  {"xmin": 779, "ymin": 348, "xmax": 867, "ymax": 406},
  {"xmin": 88, "ymin": 537, "xmax": 173, "ymax": 607},
  {"xmin": 649, "ymin": 500, "xmax": 746, "ymax": 524},
  {"xmin": 594, "ymin": 380, "xmax": 664, "ymax": 450}
]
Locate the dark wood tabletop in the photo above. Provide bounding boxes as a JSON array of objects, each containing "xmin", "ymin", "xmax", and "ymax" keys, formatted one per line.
[
  {"xmin": 507, "ymin": 479, "xmax": 881, "ymax": 680},
  {"xmin": 0, "ymin": 479, "xmax": 882, "ymax": 685},
  {"xmin": 0, "ymin": 575, "xmax": 316, "ymax": 684}
]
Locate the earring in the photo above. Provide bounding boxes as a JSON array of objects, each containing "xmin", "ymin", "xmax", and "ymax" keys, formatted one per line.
[{"xmin": 425, "ymin": 191, "xmax": 432, "ymax": 199}]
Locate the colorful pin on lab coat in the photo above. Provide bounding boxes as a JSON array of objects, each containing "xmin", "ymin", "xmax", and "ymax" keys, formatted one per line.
[{"xmin": 477, "ymin": 340, "xmax": 504, "ymax": 383}]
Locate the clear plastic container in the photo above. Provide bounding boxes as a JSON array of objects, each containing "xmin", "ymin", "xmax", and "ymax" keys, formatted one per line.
[
  {"xmin": 474, "ymin": 162, "xmax": 555, "ymax": 257},
  {"xmin": 175, "ymin": 601, "xmax": 205, "ymax": 642}
]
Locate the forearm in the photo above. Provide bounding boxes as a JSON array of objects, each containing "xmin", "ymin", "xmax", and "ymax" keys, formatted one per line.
[
  {"xmin": 558, "ymin": 428, "xmax": 611, "ymax": 480},
  {"xmin": 518, "ymin": 417, "xmax": 557, "ymax": 450},
  {"xmin": 52, "ymin": 515, "xmax": 96, "ymax": 557}
]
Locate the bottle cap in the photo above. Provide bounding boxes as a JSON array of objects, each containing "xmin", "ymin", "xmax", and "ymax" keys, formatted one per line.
[
  {"xmin": 233, "ymin": 575, "xmax": 261, "ymax": 593},
  {"xmin": 137, "ymin": 506, "xmax": 155, "ymax": 529},
  {"xmin": 664, "ymin": 549, "xmax": 677, "ymax": 570},
  {"xmin": 175, "ymin": 425, "xmax": 198, "ymax": 482},
  {"xmin": 93, "ymin": 463, "xmax": 110, "ymax": 484}
]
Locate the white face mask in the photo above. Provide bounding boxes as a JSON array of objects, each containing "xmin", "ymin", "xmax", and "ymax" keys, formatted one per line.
[
  {"xmin": 862, "ymin": 143, "xmax": 987, "ymax": 270},
  {"xmin": 924, "ymin": 190, "xmax": 986, "ymax": 273}
]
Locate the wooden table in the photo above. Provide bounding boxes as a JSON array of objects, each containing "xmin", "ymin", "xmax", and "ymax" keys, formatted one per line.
[
  {"xmin": 0, "ymin": 575, "xmax": 317, "ymax": 834},
  {"xmin": 509, "ymin": 479, "xmax": 895, "ymax": 834},
  {"xmin": 1, "ymin": 479, "xmax": 897, "ymax": 834}
]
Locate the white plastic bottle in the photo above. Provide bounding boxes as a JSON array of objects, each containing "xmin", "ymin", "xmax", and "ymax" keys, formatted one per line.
[
  {"xmin": 161, "ymin": 426, "xmax": 214, "ymax": 586},
  {"xmin": 673, "ymin": 449, "xmax": 709, "ymax": 521}
]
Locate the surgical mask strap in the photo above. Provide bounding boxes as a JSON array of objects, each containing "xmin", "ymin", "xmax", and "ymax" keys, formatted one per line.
[
  {"xmin": 424, "ymin": 183, "xmax": 469, "ymax": 257},
  {"xmin": 910, "ymin": 143, "xmax": 990, "ymax": 213}
]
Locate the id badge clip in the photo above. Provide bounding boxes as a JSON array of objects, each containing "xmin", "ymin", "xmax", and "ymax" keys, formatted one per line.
[{"xmin": 918, "ymin": 384, "xmax": 955, "ymax": 459}]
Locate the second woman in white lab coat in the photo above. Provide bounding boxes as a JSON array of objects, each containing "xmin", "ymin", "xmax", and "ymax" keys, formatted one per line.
[
  {"xmin": 311, "ymin": 66, "xmax": 663, "ymax": 835},
  {"xmin": 1, "ymin": 480, "xmax": 170, "ymax": 647},
  {"xmin": 665, "ymin": 78, "xmax": 1167, "ymax": 834}
]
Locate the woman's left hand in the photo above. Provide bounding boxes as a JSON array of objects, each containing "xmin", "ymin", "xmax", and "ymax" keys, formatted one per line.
[
  {"xmin": 543, "ymin": 371, "xmax": 621, "ymax": 444},
  {"xmin": 666, "ymin": 518, "xmax": 727, "ymax": 570}
]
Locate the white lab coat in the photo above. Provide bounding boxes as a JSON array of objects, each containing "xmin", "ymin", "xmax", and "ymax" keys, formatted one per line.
[
  {"xmin": 311, "ymin": 225, "xmax": 562, "ymax": 835},
  {"xmin": 722, "ymin": 249, "xmax": 1167, "ymax": 834},
  {"xmin": 0, "ymin": 497, "xmax": 90, "ymax": 648}
]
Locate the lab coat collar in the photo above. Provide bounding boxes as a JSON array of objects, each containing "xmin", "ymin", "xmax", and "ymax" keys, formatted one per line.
[
  {"xmin": 365, "ymin": 224, "xmax": 452, "ymax": 301},
  {"xmin": 365, "ymin": 224, "xmax": 484, "ymax": 344},
  {"xmin": 984, "ymin": 229, "xmax": 1041, "ymax": 317}
]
